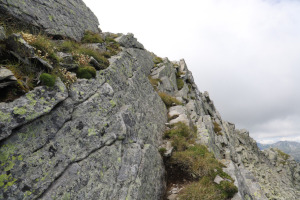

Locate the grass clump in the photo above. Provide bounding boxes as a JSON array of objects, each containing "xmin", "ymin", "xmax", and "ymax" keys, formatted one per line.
[
  {"xmin": 164, "ymin": 122, "xmax": 196, "ymax": 151},
  {"xmin": 81, "ymin": 31, "xmax": 104, "ymax": 43},
  {"xmin": 159, "ymin": 148, "xmax": 167, "ymax": 156},
  {"xmin": 176, "ymin": 78, "xmax": 184, "ymax": 90},
  {"xmin": 158, "ymin": 92, "xmax": 182, "ymax": 108},
  {"xmin": 22, "ymin": 33, "xmax": 60, "ymax": 63},
  {"xmin": 76, "ymin": 66, "xmax": 96, "ymax": 79},
  {"xmin": 178, "ymin": 176, "xmax": 238, "ymax": 200},
  {"xmin": 148, "ymin": 76, "xmax": 161, "ymax": 90},
  {"xmin": 276, "ymin": 149, "xmax": 290, "ymax": 165},
  {"xmin": 171, "ymin": 144, "xmax": 221, "ymax": 178},
  {"xmin": 40, "ymin": 73, "xmax": 56, "ymax": 87},
  {"xmin": 213, "ymin": 122, "xmax": 223, "ymax": 136}
]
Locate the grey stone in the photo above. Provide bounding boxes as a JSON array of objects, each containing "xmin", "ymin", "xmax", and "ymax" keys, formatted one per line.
[
  {"xmin": 89, "ymin": 56, "xmax": 104, "ymax": 70},
  {"xmin": 5, "ymin": 33, "xmax": 35, "ymax": 58},
  {"xmin": 0, "ymin": 46, "xmax": 167, "ymax": 200},
  {"xmin": 29, "ymin": 56, "xmax": 53, "ymax": 70},
  {"xmin": 83, "ymin": 43, "xmax": 106, "ymax": 53},
  {"xmin": 0, "ymin": 78, "xmax": 68, "ymax": 141},
  {"xmin": 57, "ymin": 52, "xmax": 73, "ymax": 64},
  {"xmin": 116, "ymin": 33, "xmax": 144, "ymax": 49},
  {"xmin": 214, "ymin": 175, "xmax": 224, "ymax": 184},
  {"xmin": 0, "ymin": 0, "xmax": 100, "ymax": 41},
  {"xmin": 60, "ymin": 63, "xmax": 79, "ymax": 71},
  {"xmin": 0, "ymin": 26, "xmax": 6, "ymax": 41},
  {"xmin": 0, "ymin": 67, "xmax": 17, "ymax": 88}
]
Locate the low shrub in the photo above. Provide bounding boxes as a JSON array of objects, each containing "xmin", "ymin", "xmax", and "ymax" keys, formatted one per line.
[
  {"xmin": 176, "ymin": 78, "xmax": 184, "ymax": 90},
  {"xmin": 158, "ymin": 92, "xmax": 182, "ymax": 108},
  {"xmin": 81, "ymin": 30, "xmax": 104, "ymax": 43},
  {"xmin": 76, "ymin": 66, "xmax": 96, "ymax": 79},
  {"xmin": 40, "ymin": 73, "xmax": 56, "ymax": 87}
]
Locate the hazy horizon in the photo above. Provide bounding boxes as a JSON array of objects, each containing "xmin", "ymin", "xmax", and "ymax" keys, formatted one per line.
[{"xmin": 83, "ymin": 0, "xmax": 300, "ymax": 144}]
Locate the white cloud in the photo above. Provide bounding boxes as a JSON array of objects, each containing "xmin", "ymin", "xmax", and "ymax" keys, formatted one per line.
[{"xmin": 83, "ymin": 0, "xmax": 300, "ymax": 144}]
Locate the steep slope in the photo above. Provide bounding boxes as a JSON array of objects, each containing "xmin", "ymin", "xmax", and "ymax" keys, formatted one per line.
[
  {"xmin": 0, "ymin": 1, "xmax": 300, "ymax": 200},
  {"xmin": 258, "ymin": 141, "xmax": 300, "ymax": 162}
]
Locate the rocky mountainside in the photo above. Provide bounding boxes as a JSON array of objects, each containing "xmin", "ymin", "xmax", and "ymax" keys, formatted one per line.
[
  {"xmin": 258, "ymin": 141, "xmax": 300, "ymax": 162},
  {"xmin": 0, "ymin": 1, "xmax": 300, "ymax": 200}
]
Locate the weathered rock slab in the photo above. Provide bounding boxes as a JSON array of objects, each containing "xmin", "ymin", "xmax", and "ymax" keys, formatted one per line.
[{"xmin": 0, "ymin": 0, "xmax": 100, "ymax": 41}]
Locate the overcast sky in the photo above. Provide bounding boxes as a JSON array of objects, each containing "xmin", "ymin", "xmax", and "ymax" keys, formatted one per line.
[{"xmin": 83, "ymin": 0, "xmax": 300, "ymax": 144}]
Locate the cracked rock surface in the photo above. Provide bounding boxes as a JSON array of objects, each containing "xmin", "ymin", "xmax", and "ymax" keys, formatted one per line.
[
  {"xmin": 0, "ymin": 40, "xmax": 167, "ymax": 199},
  {"xmin": 0, "ymin": 0, "xmax": 100, "ymax": 41}
]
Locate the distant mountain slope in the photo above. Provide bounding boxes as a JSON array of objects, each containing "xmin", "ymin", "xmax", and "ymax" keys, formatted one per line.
[{"xmin": 258, "ymin": 141, "xmax": 300, "ymax": 162}]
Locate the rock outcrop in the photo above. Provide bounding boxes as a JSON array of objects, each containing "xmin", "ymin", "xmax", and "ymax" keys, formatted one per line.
[
  {"xmin": 0, "ymin": 0, "xmax": 100, "ymax": 40},
  {"xmin": 1, "ymin": 1, "xmax": 300, "ymax": 200}
]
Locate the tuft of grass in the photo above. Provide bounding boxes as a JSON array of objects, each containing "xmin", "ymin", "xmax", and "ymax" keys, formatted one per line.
[
  {"xmin": 77, "ymin": 47, "xmax": 109, "ymax": 68},
  {"xmin": 158, "ymin": 92, "xmax": 182, "ymax": 108},
  {"xmin": 24, "ymin": 33, "xmax": 60, "ymax": 63},
  {"xmin": 153, "ymin": 56, "xmax": 163, "ymax": 65},
  {"xmin": 176, "ymin": 78, "xmax": 184, "ymax": 90},
  {"xmin": 58, "ymin": 40, "xmax": 80, "ymax": 52},
  {"xmin": 105, "ymin": 36, "xmax": 121, "ymax": 57},
  {"xmin": 171, "ymin": 144, "xmax": 222, "ymax": 178},
  {"xmin": 276, "ymin": 149, "xmax": 290, "ymax": 165},
  {"xmin": 159, "ymin": 148, "xmax": 167, "ymax": 156},
  {"xmin": 178, "ymin": 176, "xmax": 238, "ymax": 200},
  {"xmin": 219, "ymin": 180, "xmax": 238, "ymax": 198},
  {"xmin": 76, "ymin": 66, "xmax": 96, "ymax": 79},
  {"xmin": 5, "ymin": 64, "xmax": 36, "ymax": 92},
  {"xmin": 164, "ymin": 122, "xmax": 197, "ymax": 151},
  {"xmin": 81, "ymin": 31, "xmax": 104, "ymax": 43},
  {"xmin": 213, "ymin": 122, "xmax": 223, "ymax": 136},
  {"xmin": 40, "ymin": 73, "xmax": 56, "ymax": 87},
  {"xmin": 148, "ymin": 76, "xmax": 161, "ymax": 90}
]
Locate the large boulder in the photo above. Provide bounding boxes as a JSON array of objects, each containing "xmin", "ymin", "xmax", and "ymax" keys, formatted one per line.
[{"xmin": 0, "ymin": 0, "xmax": 100, "ymax": 41}]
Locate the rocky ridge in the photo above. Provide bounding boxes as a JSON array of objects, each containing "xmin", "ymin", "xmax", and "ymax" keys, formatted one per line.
[
  {"xmin": 0, "ymin": 1, "xmax": 300, "ymax": 200},
  {"xmin": 0, "ymin": 0, "xmax": 100, "ymax": 40}
]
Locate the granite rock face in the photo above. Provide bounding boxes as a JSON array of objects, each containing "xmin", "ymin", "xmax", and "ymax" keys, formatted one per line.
[
  {"xmin": 0, "ymin": 1, "xmax": 300, "ymax": 199},
  {"xmin": 0, "ymin": 0, "xmax": 100, "ymax": 40},
  {"xmin": 149, "ymin": 57, "xmax": 300, "ymax": 200},
  {"xmin": 0, "ymin": 35, "xmax": 167, "ymax": 200}
]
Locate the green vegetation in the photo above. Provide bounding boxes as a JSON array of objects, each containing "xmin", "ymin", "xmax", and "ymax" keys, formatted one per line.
[
  {"xmin": 163, "ymin": 120, "xmax": 237, "ymax": 199},
  {"xmin": 81, "ymin": 30, "xmax": 104, "ymax": 43},
  {"xmin": 178, "ymin": 176, "xmax": 238, "ymax": 200},
  {"xmin": 164, "ymin": 122, "xmax": 196, "ymax": 151},
  {"xmin": 158, "ymin": 92, "xmax": 182, "ymax": 108},
  {"xmin": 276, "ymin": 149, "xmax": 290, "ymax": 165},
  {"xmin": 25, "ymin": 33, "xmax": 60, "ymax": 62},
  {"xmin": 76, "ymin": 66, "xmax": 96, "ymax": 79},
  {"xmin": 213, "ymin": 121, "xmax": 223, "ymax": 136},
  {"xmin": 153, "ymin": 55, "xmax": 163, "ymax": 67},
  {"xmin": 40, "ymin": 73, "xmax": 56, "ymax": 87},
  {"xmin": 148, "ymin": 76, "xmax": 161, "ymax": 90},
  {"xmin": 159, "ymin": 148, "xmax": 167, "ymax": 156},
  {"xmin": 176, "ymin": 78, "xmax": 184, "ymax": 90}
]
